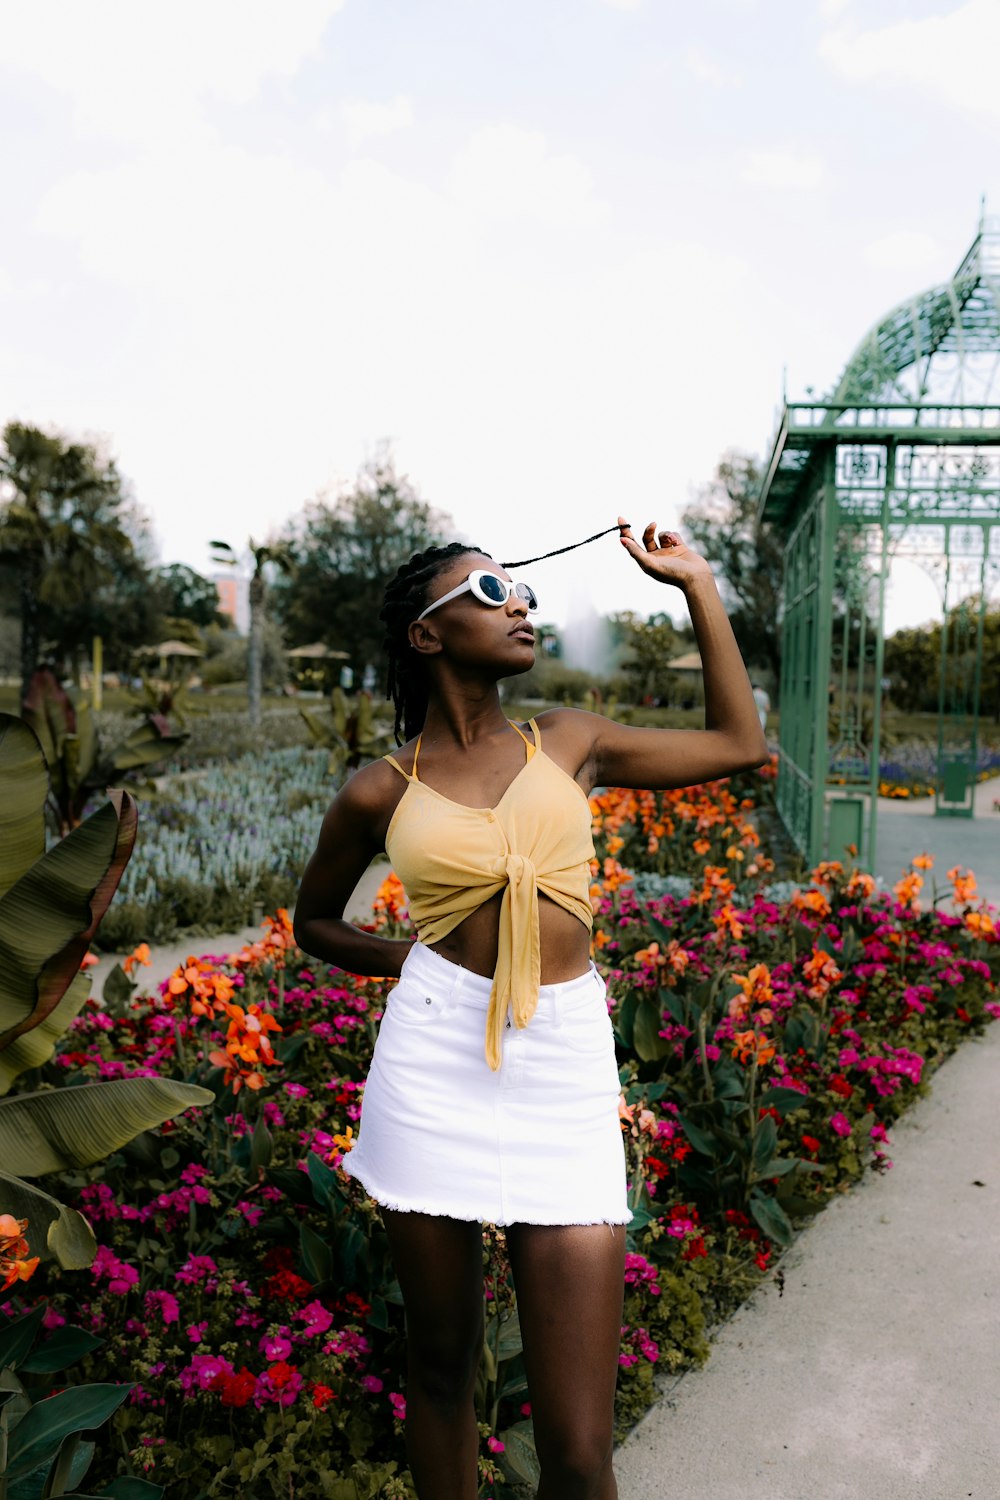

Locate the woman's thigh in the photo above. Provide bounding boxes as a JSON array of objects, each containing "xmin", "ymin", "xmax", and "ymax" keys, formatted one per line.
[
  {"xmin": 382, "ymin": 1210, "xmax": 485, "ymax": 1376},
  {"xmin": 505, "ymin": 1222, "xmax": 625, "ymax": 1459}
]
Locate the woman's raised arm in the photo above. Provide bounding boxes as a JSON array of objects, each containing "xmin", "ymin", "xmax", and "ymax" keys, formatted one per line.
[{"xmin": 585, "ymin": 518, "xmax": 769, "ymax": 791}]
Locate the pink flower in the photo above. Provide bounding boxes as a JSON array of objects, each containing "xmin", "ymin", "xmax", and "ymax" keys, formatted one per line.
[
  {"xmin": 259, "ymin": 1334, "xmax": 293, "ymax": 1361},
  {"xmin": 830, "ymin": 1112, "xmax": 852, "ymax": 1138},
  {"xmin": 487, "ymin": 1435, "xmax": 505, "ymax": 1453},
  {"xmin": 297, "ymin": 1300, "xmax": 334, "ymax": 1336},
  {"xmin": 186, "ymin": 1321, "xmax": 209, "ymax": 1344},
  {"xmin": 361, "ymin": 1375, "xmax": 383, "ymax": 1394},
  {"xmin": 389, "ymin": 1391, "xmax": 406, "ymax": 1421}
]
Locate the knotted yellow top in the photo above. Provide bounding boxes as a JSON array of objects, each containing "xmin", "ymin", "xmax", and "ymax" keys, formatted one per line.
[{"xmin": 383, "ymin": 720, "xmax": 595, "ymax": 1069}]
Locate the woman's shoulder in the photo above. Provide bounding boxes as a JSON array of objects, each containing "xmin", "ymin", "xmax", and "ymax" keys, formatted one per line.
[{"xmin": 335, "ymin": 750, "xmax": 415, "ymax": 814}]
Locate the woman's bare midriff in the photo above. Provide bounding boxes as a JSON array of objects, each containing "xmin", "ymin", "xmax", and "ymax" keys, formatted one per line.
[{"xmin": 426, "ymin": 889, "xmax": 592, "ymax": 983}]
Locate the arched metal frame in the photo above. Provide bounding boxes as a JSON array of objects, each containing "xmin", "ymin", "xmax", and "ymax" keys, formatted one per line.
[{"xmin": 759, "ymin": 220, "xmax": 1000, "ymax": 868}]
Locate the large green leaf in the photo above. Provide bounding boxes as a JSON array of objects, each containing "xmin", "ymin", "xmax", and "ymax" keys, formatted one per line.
[
  {"xmin": 0, "ymin": 1078, "xmax": 214, "ymax": 1177},
  {"xmin": 0, "ymin": 717, "xmax": 48, "ymax": 902},
  {"xmin": 20, "ymin": 1326, "xmax": 104, "ymax": 1375},
  {"xmin": 0, "ymin": 792, "xmax": 137, "ymax": 1056},
  {"xmin": 4, "ymin": 1383, "xmax": 133, "ymax": 1481},
  {"xmin": 0, "ymin": 1170, "xmax": 97, "ymax": 1268},
  {"xmin": 109, "ymin": 716, "xmax": 187, "ymax": 774},
  {"xmin": 0, "ymin": 973, "xmax": 91, "ymax": 1098}
]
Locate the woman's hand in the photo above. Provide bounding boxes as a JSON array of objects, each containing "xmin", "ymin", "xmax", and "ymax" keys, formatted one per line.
[{"xmin": 618, "ymin": 515, "xmax": 713, "ymax": 590}]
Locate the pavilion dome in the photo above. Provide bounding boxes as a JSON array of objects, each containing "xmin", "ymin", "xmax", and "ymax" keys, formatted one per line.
[{"xmin": 834, "ymin": 217, "xmax": 1000, "ymax": 406}]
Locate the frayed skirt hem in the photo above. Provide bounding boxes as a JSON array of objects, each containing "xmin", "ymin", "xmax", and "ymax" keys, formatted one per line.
[{"xmin": 341, "ymin": 1160, "xmax": 632, "ymax": 1228}]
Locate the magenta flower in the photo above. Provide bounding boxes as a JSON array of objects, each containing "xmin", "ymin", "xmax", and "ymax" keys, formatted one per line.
[
  {"xmin": 487, "ymin": 1435, "xmax": 505, "ymax": 1453},
  {"xmin": 389, "ymin": 1391, "xmax": 407, "ymax": 1421},
  {"xmin": 297, "ymin": 1300, "xmax": 334, "ymax": 1336},
  {"xmin": 830, "ymin": 1112, "xmax": 852, "ymax": 1138},
  {"xmin": 144, "ymin": 1291, "xmax": 179, "ymax": 1326},
  {"xmin": 259, "ymin": 1334, "xmax": 293, "ymax": 1361},
  {"xmin": 361, "ymin": 1374, "xmax": 383, "ymax": 1394}
]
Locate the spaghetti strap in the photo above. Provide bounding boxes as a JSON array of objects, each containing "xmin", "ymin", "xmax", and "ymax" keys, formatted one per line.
[
  {"xmin": 411, "ymin": 735, "xmax": 422, "ymax": 781},
  {"xmin": 527, "ymin": 717, "xmax": 540, "ymax": 747},
  {"xmin": 383, "ymin": 754, "xmax": 411, "ymax": 781},
  {"xmin": 508, "ymin": 720, "xmax": 536, "ymax": 760}
]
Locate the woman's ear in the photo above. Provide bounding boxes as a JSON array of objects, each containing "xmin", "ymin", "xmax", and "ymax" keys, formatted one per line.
[{"xmin": 408, "ymin": 620, "xmax": 443, "ymax": 656}]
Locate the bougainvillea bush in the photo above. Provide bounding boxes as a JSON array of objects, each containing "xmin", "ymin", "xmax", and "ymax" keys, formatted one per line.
[{"xmin": 3, "ymin": 773, "xmax": 998, "ymax": 1497}]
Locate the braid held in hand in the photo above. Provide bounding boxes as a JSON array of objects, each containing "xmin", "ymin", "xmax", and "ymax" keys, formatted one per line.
[{"xmin": 380, "ymin": 542, "xmax": 490, "ymax": 745}]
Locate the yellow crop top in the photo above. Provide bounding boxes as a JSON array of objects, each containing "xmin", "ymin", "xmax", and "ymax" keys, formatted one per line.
[{"xmin": 382, "ymin": 719, "xmax": 595, "ymax": 1070}]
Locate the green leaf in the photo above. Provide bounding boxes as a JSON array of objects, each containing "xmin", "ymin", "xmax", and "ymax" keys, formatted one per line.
[
  {"xmin": 5, "ymin": 1384, "xmax": 134, "ymax": 1481},
  {"xmin": 0, "ymin": 1077, "xmax": 213, "ymax": 1177},
  {"xmin": 299, "ymin": 1222, "xmax": 333, "ymax": 1285},
  {"xmin": 306, "ymin": 1150, "xmax": 338, "ymax": 1208},
  {"xmin": 0, "ymin": 792, "xmax": 137, "ymax": 1058},
  {"xmin": 110, "ymin": 718, "xmax": 187, "ymax": 775},
  {"xmin": 0, "ymin": 1304, "xmax": 47, "ymax": 1372},
  {"xmin": 755, "ymin": 1156, "xmax": 805, "ymax": 1180},
  {"xmin": 758, "ymin": 1086, "xmax": 810, "ymax": 1117},
  {"xmin": 100, "ymin": 965, "xmax": 135, "ymax": 1013},
  {"xmin": 0, "ymin": 1171, "xmax": 97, "ymax": 1268},
  {"xmin": 633, "ymin": 998, "xmax": 668, "ymax": 1062},
  {"xmin": 749, "ymin": 1191, "xmax": 794, "ymax": 1247},
  {"xmin": 41, "ymin": 1431, "xmax": 95, "ymax": 1497},
  {"xmin": 499, "ymin": 1420, "xmax": 541, "ymax": 1486},
  {"xmin": 20, "ymin": 1327, "xmax": 104, "ymax": 1375},
  {"xmin": 98, "ymin": 1480, "xmax": 166, "ymax": 1499},
  {"xmin": 612, "ymin": 991, "xmax": 637, "ymax": 1049},
  {"xmin": 0, "ymin": 716, "xmax": 48, "ymax": 902},
  {"xmin": 496, "ymin": 1308, "xmax": 522, "ymax": 1363},
  {"xmin": 0, "ymin": 973, "xmax": 91, "ymax": 1098},
  {"xmin": 249, "ymin": 1115, "xmax": 272, "ymax": 1175},
  {"xmin": 677, "ymin": 1113, "xmax": 718, "ymax": 1159},
  {"xmin": 752, "ymin": 1115, "xmax": 778, "ymax": 1173}
]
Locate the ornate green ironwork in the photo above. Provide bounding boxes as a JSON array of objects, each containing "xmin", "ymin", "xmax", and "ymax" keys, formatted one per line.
[{"xmin": 760, "ymin": 218, "xmax": 1000, "ymax": 867}]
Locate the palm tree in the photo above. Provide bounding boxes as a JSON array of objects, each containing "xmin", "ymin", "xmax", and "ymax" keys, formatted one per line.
[{"xmin": 210, "ymin": 538, "xmax": 290, "ymax": 728}]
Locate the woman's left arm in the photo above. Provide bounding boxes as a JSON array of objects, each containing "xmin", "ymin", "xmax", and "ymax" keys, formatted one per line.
[{"xmin": 586, "ymin": 518, "xmax": 770, "ymax": 791}]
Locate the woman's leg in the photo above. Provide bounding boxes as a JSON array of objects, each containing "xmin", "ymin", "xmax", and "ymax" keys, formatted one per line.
[
  {"xmin": 505, "ymin": 1222, "xmax": 626, "ymax": 1500},
  {"xmin": 382, "ymin": 1209, "xmax": 485, "ymax": 1499}
]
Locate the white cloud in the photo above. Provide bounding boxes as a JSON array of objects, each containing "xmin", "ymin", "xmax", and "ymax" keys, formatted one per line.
[
  {"xmin": 341, "ymin": 95, "xmax": 414, "ymax": 150},
  {"xmin": 862, "ymin": 230, "xmax": 943, "ymax": 273},
  {"xmin": 684, "ymin": 47, "xmax": 739, "ymax": 88},
  {"xmin": 821, "ymin": 0, "xmax": 1000, "ymax": 118},
  {"xmin": 449, "ymin": 124, "xmax": 606, "ymax": 229},
  {"xmin": 742, "ymin": 149, "xmax": 824, "ymax": 190},
  {"xmin": 599, "ymin": 0, "xmax": 644, "ymax": 10},
  {"xmin": 0, "ymin": 1, "xmax": 344, "ymax": 144}
]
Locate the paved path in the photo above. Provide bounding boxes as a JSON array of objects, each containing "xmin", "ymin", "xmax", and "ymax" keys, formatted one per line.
[
  {"xmin": 873, "ymin": 773, "xmax": 1000, "ymax": 909},
  {"xmin": 90, "ymin": 859, "xmax": 388, "ymax": 999},
  {"xmin": 615, "ymin": 776, "xmax": 1000, "ymax": 1499}
]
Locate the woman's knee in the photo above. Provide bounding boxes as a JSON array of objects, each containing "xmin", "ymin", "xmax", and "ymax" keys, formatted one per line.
[
  {"xmin": 407, "ymin": 1314, "xmax": 484, "ymax": 1408},
  {"xmin": 537, "ymin": 1423, "xmax": 614, "ymax": 1490}
]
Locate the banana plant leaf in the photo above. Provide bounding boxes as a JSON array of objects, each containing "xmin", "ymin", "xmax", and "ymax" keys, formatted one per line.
[
  {"xmin": 0, "ymin": 973, "xmax": 92, "ymax": 1097},
  {"xmin": 0, "ymin": 716, "xmax": 48, "ymax": 902},
  {"xmin": 109, "ymin": 715, "xmax": 187, "ymax": 773},
  {"xmin": 20, "ymin": 670, "xmax": 75, "ymax": 776},
  {"xmin": 0, "ymin": 1077, "xmax": 215, "ymax": 1178},
  {"xmin": 0, "ymin": 1170, "xmax": 97, "ymax": 1268},
  {"xmin": 0, "ymin": 791, "xmax": 137, "ymax": 1056},
  {"xmin": 2, "ymin": 1383, "xmax": 133, "ymax": 1482}
]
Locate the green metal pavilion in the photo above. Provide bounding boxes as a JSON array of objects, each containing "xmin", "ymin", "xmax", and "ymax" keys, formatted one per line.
[{"xmin": 758, "ymin": 217, "xmax": 1000, "ymax": 869}]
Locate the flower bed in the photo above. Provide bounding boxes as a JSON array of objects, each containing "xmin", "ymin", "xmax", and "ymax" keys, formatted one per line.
[
  {"xmin": 95, "ymin": 748, "xmax": 336, "ymax": 950},
  {"xmin": 3, "ymin": 777, "xmax": 998, "ymax": 1497}
]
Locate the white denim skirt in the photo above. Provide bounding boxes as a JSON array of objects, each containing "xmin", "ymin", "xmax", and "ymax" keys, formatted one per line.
[{"xmin": 342, "ymin": 942, "xmax": 630, "ymax": 1226}]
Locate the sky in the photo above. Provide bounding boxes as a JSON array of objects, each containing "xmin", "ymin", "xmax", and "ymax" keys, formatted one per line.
[{"xmin": 3, "ymin": 0, "xmax": 1000, "ymax": 646}]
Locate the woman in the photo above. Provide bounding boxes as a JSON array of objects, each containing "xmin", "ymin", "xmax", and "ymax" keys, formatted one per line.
[{"xmin": 294, "ymin": 518, "xmax": 768, "ymax": 1498}]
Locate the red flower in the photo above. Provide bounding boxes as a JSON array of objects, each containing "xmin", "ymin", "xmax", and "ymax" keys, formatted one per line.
[
  {"xmin": 828, "ymin": 1075, "xmax": 853, "ymax": 1099},
  {"xmin": 801, "ymin": 1134, "xmax": 822, "ymax": 1155},
  {"xmin": 267, "ymin": 1361, "xmax": 297, "ymax": 1390},
  {"xmin": 312, "ymin": 1383, "xmax": 336, "ymax": 1410},
  {"xmin": 644, "ymin": 1156, "xmax": 671, "ymax": 1179},
  {"xmin": 261, "ymin": 1269, "xmax": 313, "ymax": 1302},
  {"xmin": 217, "ymin": 1367, "xmax": 256, "ymax": 1408},
  {"xmin": 681, "ymin": 1236, "xmax": 707, "ymax": 1261}
]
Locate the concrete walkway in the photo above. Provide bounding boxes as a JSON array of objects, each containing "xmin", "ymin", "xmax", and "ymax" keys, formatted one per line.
[
  {"xmin": 89, "ymin": 859, "xmax": 388, "ymax": 999},
  {"xmin": 615, "ymin": 777, "xmax": 1000, "ymax": 1499},
  {"xmin": 874, "ymin": 772, "xmax": 1000, "ymax": 909}
]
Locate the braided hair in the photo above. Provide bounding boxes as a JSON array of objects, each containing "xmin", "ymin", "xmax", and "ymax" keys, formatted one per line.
[{"xmin": 380, "ymin": 542, "xmax": 490, "ymax": 745}]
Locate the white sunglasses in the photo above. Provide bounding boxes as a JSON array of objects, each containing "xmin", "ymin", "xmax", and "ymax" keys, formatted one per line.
[{"xmin": 417, "ymin": 569, "xmax": 539, "ymax": 621}]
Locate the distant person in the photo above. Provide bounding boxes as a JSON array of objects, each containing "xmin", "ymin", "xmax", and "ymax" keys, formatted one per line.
[
  {"xmin": 752, "ymin": 682, "xmax": 771, "ymax": 733},
  {"xmin": 294, "ymin": 519, "xmax": 768, "ymax": 1496},
  {"xmin": 339, "ymin": 663, "xmax": 354, "ymax": 692}
]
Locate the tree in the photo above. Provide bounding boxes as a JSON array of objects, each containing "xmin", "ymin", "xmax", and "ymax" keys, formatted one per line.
[
  {"xmin": 609, "ymin": 611, "xmax": 680, "ymax": 704},
  {"xmin": 0, "ymin": 424, "xmax": 148, "ymax": 696},
  {"xmin": 273, "ymin": 451, "xmax": 454, "ymax": 687},
  {"xmin": 155, "ymin": 563, "xmax": 226, "ymax": 629},
  {"xmin": 680, "ymin": 452, "xmax": 784, "ymax": 685},
  {"xmin": 210, "ymin": 541, "xmax": 290, "ymax": 729}
]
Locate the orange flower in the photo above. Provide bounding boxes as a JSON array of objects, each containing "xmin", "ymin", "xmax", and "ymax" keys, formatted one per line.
[
  {"xmin": 327, "ymin": 1126, "xmax": 355, "ymax": 1163},
  {"xmin": 731, "ymin": 1031, "xmax": 776, "ymax": 1067},
  {"xmin": 845, "ymin": 870, "xmax": 876, "ymax": 900},
  {"xmin": 809, "ymin": 860, "xmax": 844, "ymax": 888},
  {"xmin": 728, "ymin": 962, "xmax": 773, "ymax": 1020},
  {"xmin": 122, "ymin": 942, "xmax": 152, "ymax": 976},
  {"xmin": 911, "ymin": 853, "xmax": 934, "ymax": 871},
  {"xmin": 0, "ymin": 1215, "xmax": 40, "ymax": 1293},
  {"xmin": 964, "ymin": 910, "xmax": 996, "ymax": 939},
  {"xmin": 693, "ymin": 837, "xmax": 711, "ymax": 856},
  {"xmin": 372, "ymin": 873, "xmax": 408, "ymax": 924},
  {"xmin": 947, "ymin": 867, "xmax": 978, "ymax": 905},
  {"xmin": 892, "ymin": 872, "xmax": 923, "ymax": 911},
  {"xmin": 791, "ymin": 888, "xmax": 831, "ymax": 919},
  {"xmin": 712, "ymin": 905, "xmax": 744, "ymax": 940},
  {"xmin": 802, "ymin": 946, "xmax": 843, "ymax": 999}
]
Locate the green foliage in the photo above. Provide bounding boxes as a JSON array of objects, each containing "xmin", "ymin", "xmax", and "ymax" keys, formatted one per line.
[
  {"xmin": 300, "ymin": 690, "xmax": 396, "ymax": 775},
  {"xmin": 273, "ymin": 450, "xmax": 454, "ymax": 683},
  {"xmin": 21, "ymin": 670, "xmax": 187, "ymax": 834},
  {"xmin": 153, "ymin": 564, "xmax": 225, "ymax": 630},
  {"xmin": 680, "ymin": 450, "xmax": 784, "ymax": 683},
  {"xmin": 0, "ymin": 423, "xmax": 159, "ymax": 692},
  {"xmin": 610, "ymin": 611, "xmax": 682, "ymax": 705}
]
